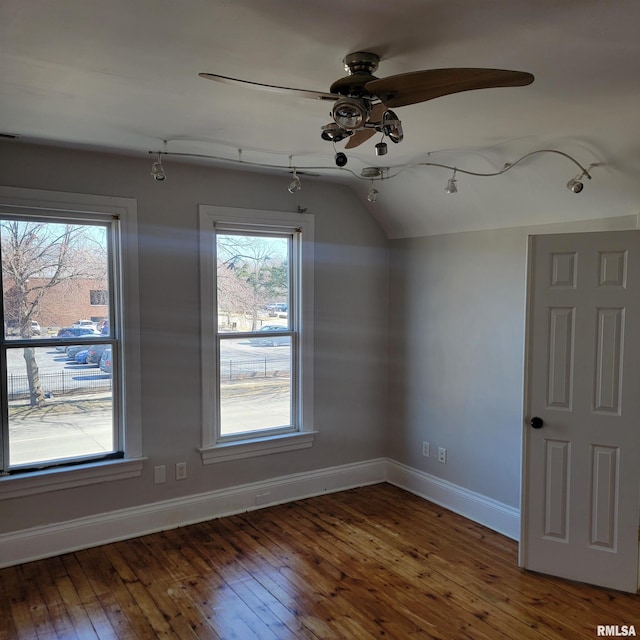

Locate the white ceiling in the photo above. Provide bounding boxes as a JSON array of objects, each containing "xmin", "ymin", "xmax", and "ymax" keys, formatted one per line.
[{"xmin": 2, "ymin": 0, "xmax": 640, "ymax": 238}]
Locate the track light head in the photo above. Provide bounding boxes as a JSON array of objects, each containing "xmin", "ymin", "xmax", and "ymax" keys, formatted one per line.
[
  {"xmin": 445, "ymin": 178, "xmax": 457, "ymax": 194},
  {"xmin": 566, "ymin": 177, "xmax": 584, "ymax": 193},
  {"xmin": 151, "ymin": 154, "xmax": 166, "ymax": 181},
  {"xmin": 288, "ymin": 168, "xmax": 302, "ymax": 194},
  {"xmin": 444, "ymin": 169, "xmax": 458, "ymax": 194}
]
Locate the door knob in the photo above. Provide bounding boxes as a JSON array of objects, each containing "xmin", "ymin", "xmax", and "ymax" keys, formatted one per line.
[{"xmin": 530, "ymin": 416, "xmax": 544, "ymax": 429}]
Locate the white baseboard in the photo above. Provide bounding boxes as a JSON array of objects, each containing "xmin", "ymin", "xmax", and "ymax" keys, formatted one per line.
[
  {"xmin": 0, "ymin": 458, "xmax": 387, "ymax": 569},
  {"xmin": 0, "ymin": 457, "xmax": 519, "ymax": 568},
  {"xmin": 385, "ymin": 460, "xmax": 520, "ymax": 540}
]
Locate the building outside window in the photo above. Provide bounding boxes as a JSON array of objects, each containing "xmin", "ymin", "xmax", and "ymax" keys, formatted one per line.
[{"xmin": 199, "ymin": 206, "xmax": 315, "ymax": 463}]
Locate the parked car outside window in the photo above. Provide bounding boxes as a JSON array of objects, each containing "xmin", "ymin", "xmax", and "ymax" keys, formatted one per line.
[
  {"xmin": 248, "ymin": 324, "xmax": 290, "ymax": 347},
  {"xmin": 99, "ymin": 347, "xmax": 112, "ymax": 374},
  {"xmin": 73, "ymin": 319, "xmax": 97, "ymax": 330},
  {"xmin": 75, "ymin": 349, "xmax": 89, "ymax": 364},
  {"xmin": 66, "ymin": 344, "xmax": 89, "ymax": 360},
  {"xmin": 55, "ymin": 326, "xmax": 101, "ymax": 351},
  {"xmin": 86, "ymin": 344, "xmax": 108, "ymax": 365}
]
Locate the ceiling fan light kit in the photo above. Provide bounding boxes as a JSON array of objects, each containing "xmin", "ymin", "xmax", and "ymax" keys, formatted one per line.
[
  {"xmin": 375, "ymin": 141, "xmax": 388, "ymax": 156},
  {"xmin": 332, "ymin": 97, "xmax": 370, "ymax": 130},
  {"xmin": 200, "ymin": 50, "xmax": 534, "ymax": 158},
  {"xmin": 334, "ymin": 152, "xmax": 348, "ymax": 167},
  {"xmin": 321, "ymin": 122, "xmax": 351, "ymax": 143},
  {"xmin": 382, "ymin": 111, "xmax": 403, "ymax": 144}
]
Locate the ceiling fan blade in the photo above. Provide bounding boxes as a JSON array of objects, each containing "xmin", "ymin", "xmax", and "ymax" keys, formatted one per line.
[
  {"xmin": 345, "ymin": 103, "xmax": 387, "ymax": 149},
  {"xmin": 199, "ymin": 73, "xmax": 339, "ymax": 101},
  {"xmin": 366, "ymin": 68, "xmax": 534, "ymax": 108},
  {"xmin": 345, "ymin": 128, "xmax": 377, "ymax": 149}
]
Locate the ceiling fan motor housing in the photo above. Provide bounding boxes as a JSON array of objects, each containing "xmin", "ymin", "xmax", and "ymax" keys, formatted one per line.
[
  {"xmin": 330, "ymin": 52, "xmax": 380, "ymax": 97},
  {"xmin": 343, "ymin": 52, "xmax": 380, "ymax": 74}
]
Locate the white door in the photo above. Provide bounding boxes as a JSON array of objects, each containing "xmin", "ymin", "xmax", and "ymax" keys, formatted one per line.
[{"xmin": 520, "ymin": 230, "xmax": 640, "ymax": 593}]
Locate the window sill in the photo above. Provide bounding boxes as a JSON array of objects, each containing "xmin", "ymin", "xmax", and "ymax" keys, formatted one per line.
[
  {"xmin": 199, "ymin": 431, "xmax": 318, "ymax": 464},
  {"xmin": 0, "ymin": 457, "xmax": 146, "ymax": 500}
]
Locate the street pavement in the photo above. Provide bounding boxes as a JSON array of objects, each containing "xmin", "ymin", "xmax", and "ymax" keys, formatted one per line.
[{"xmin": 8, "ymin": 381, "xmax": 291, "ymax": 466}]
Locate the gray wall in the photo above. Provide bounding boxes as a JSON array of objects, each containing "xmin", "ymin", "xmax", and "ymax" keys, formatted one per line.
[
  {"xmin": 2, "ymin": 139, "xmax": 635, "ymax": 536},
  {"xmin": 388, "ymin": 216, "xmax": 638, "ymax": 509},
  {"xmin": 0, "ymin": 141, "xmax": 389, "ymax": 533}
]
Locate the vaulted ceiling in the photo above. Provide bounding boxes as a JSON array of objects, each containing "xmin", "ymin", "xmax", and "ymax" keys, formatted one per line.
[{"xmin": 2, "ymin": 0, "xmax": 640, "ymax": 237}]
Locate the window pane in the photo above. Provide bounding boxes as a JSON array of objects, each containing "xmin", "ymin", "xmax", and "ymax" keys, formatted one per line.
[
  {"xmin": 1, "ymin": 220, "xmax": 110, "ymax": 340},
  {"xmin": 216, "ymin": 233, "xmax": 289, "ymax": 332},
  {"xmin": 5, "ymin": 344, "xmax": 113, "ymax": 467},
  {"xmin": 219, "ymin": 337, "xmax": 291, "ymax": 436}
]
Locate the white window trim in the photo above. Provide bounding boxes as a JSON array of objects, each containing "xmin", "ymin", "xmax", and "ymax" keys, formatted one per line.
[
  {"xmin": 198, "ymin": 205, "xmax": 315, "ymax": 463},
  {"xmin": 0, "ymin": 187, "xmax": 144, "ymax": 499}
]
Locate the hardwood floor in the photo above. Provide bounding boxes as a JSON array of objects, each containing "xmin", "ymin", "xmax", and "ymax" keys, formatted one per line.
[{"xmin": 1, "ymin": 484, "xmax": 638, "ymax": 639}]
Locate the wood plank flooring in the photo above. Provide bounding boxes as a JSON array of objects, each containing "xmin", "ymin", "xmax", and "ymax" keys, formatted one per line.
[{"xmin": 1, "ymin": 483, "xmax": 638, "ymax": 639}]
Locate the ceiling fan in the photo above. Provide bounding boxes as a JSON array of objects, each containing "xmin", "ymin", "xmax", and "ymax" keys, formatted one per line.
[{"xmin": 200, "ymin": 52, "xmax": 534, "ymax": 157}]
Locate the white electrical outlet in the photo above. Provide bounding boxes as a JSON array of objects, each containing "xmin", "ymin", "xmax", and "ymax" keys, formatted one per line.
[
  {"xmin": 422, "ymin": 441, "xmax": 430, "ymax": 457},
  {"xmin": 438, "ymin": 447, "xmax": 447, "ymax": 464},
  {"xmin": 176, "ymin": 462, "xmax": 187, "ymax": 480}
]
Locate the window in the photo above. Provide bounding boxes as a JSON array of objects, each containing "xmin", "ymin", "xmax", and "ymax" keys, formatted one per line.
[
  {"xmin": 199, "ymin": 206, "xmax": 315, "ymax": 462},
  {"xmin": 0, "ymin": 187, "xmax": 142, "ymax": 497},
  {"xmin": 90, "ymin": 289, "xmax": 109, "ymax": 306}
]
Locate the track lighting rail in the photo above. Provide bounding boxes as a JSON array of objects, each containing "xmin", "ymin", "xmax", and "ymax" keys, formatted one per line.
[
  {"xmin": 398, "ymin": 149, "xmax": 594, "ymax": 180},
  {"xmin": 147, "ymin": 147, "xmax": 597, "ymax": 199}
]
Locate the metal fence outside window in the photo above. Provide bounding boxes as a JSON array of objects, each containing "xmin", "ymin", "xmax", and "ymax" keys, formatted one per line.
[
  {"xmin": 220, "ymin": 356, "xmax": 290, "ymax": 381},
  {"xmin": 7, "ymin": 356, "xmax": 287, "ymax": 400},
  {"xmin": 7, "ymin": 370, "xmax": 112, "ymax": 401}
]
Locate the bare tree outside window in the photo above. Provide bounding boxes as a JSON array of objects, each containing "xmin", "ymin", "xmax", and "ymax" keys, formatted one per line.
[
  {"xmin": 1, "ymin": 220, "xmax": 108, "ymax": 406},
  {"xmin": 216, "ymin": 234, "xmax": 288, "ymax": 331}
]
